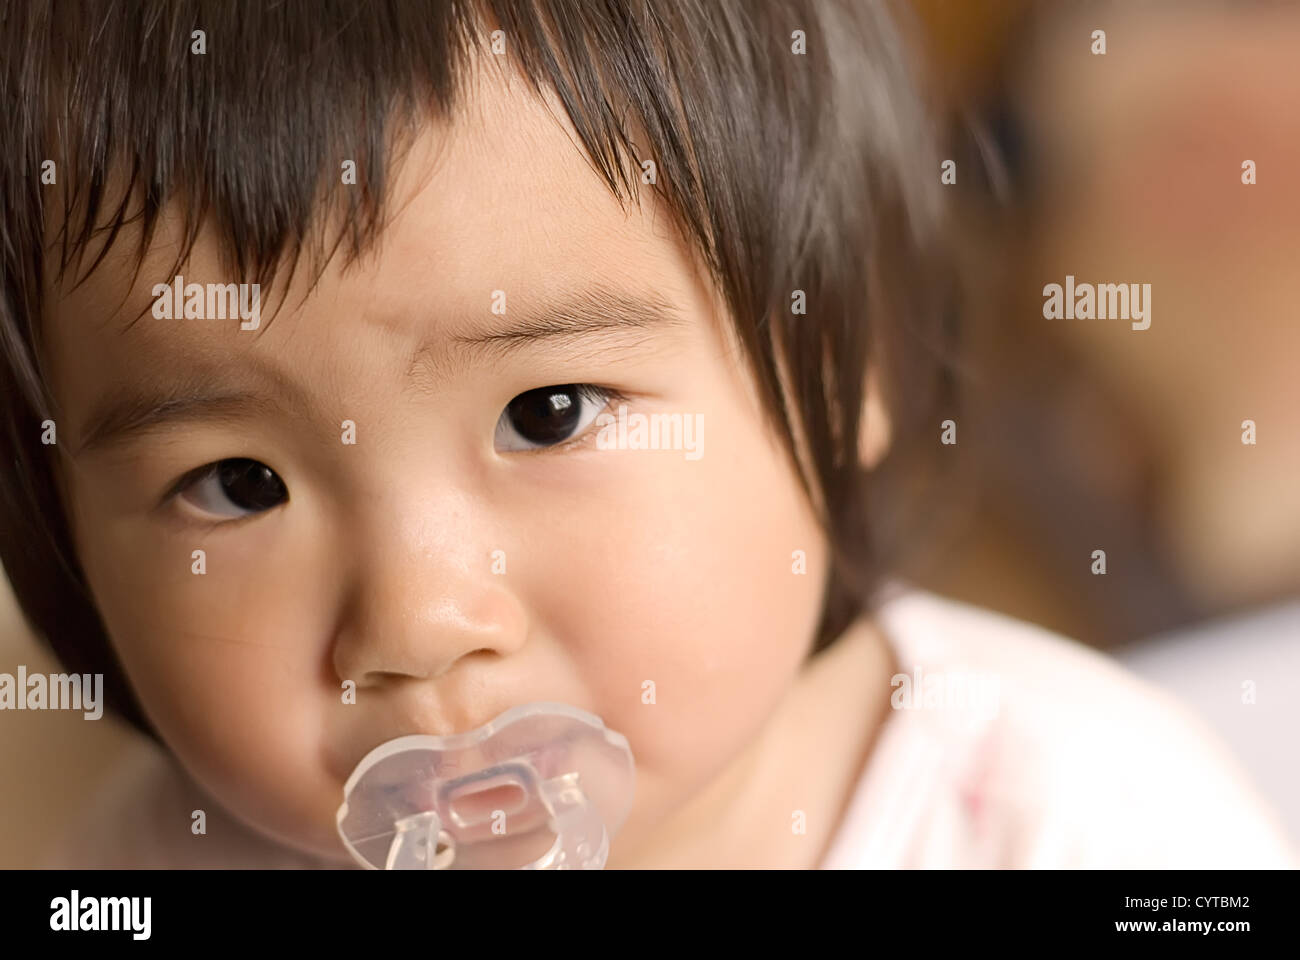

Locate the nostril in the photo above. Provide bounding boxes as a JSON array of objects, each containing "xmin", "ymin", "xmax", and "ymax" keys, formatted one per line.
[{"xmin": 358, "ymin": 669, "xmax": 429, "ymax": 688}]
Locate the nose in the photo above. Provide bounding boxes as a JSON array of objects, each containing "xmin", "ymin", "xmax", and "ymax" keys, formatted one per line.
[{"xmin": 331, "ymin": 493, "xmax": 527, "ymax": 688}]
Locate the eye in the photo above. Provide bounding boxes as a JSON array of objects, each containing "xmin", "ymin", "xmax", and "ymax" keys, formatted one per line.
[
  {"xmin": 176, "ymin": 458, "xmax": 289, "ymax": 519},
  {"xmin": 494, "ymin": 384, "xmax": 620, "ymax": 452}
]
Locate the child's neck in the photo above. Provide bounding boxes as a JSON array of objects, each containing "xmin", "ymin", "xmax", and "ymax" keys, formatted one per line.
[{"xmin": 607, "ymin": 613, "xmax": 898, "ymax": 868}]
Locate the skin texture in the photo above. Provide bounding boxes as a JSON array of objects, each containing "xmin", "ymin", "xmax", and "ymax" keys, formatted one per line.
[{"xmin": 43, "ymin": 65, "xmax": 896, "ymax": 868}]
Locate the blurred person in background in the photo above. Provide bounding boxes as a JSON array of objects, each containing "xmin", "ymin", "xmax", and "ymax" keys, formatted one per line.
[
  {"xmin": 907, "ymin": 0, "xmax": 1300, "ymax": 644},
  {"xmin": 906, "ymin": 0, "xmax": 1300, "ymax": 843}
]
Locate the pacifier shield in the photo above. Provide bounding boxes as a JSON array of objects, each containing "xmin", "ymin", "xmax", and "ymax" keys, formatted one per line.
[{"xmin": 337, "ymin": 701, "xmax": 635, "ymax": 869}]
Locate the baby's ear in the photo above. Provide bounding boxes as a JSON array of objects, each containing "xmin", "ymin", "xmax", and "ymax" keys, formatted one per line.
[{"xmin": 858, "ymin": 366, "xmax": 892, "ymax": 470}]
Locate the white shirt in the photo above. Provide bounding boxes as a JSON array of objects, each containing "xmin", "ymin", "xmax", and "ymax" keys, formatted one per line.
[{"xmin": 820, "ymin": 590, "xmax": 1297, "ymax": 868}]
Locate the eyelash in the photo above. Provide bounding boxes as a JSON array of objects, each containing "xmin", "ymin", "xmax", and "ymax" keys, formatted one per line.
[
  {"xmin": 159, "ymin": 384, "xmax": 630, "ymax": 517},
  {"xmin": 503, "ymin": 385, "xmax": 629, "ymax": 456},
  {"xmin": 162, "ymin": 462, "xmax": 221, "ymax": 503}
]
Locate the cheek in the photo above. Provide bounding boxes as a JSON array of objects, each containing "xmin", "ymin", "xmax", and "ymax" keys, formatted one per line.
[
  {"xmin": 524, "ymin": 404, "xmax": 828, "ymax": 814},
  {"xmin": 73, "ymin": 507, "xmax": 341, "ymax": 849}
]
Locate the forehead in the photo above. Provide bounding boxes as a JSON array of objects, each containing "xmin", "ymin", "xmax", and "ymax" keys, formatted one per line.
[{"xmin": 42, "ymin": 64, "xmax": 713, "ymax": 408}]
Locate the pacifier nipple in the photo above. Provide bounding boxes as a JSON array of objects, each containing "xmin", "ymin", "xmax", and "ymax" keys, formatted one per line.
[{"xmin": 337, "ymin": 702, "xmax": 635, "ymax": 870}]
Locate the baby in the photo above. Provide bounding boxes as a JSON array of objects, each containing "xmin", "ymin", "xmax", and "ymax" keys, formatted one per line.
[{"xmin": 1, "ymin": 0, "xmax": 1293, "ymax": 869}]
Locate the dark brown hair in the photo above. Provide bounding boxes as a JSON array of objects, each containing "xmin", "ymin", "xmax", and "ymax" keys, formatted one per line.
[{"xmin": 0, "ymin": 0, "xmax": 954, "ymax": 742}]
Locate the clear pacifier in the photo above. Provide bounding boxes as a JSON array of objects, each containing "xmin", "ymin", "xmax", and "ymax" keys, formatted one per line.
[{"xmin": 337, "ymin": 702, "xmax": 635, "ymax": 869}]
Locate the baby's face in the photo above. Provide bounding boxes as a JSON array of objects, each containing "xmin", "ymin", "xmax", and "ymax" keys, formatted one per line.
[{"xmin": 44, "ymin": 69, "xmax": 830, "ymax": 865}]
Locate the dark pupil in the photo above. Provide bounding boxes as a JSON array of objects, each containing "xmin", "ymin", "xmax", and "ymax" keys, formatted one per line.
[
  {"xmin": 507, "ymin": 386, "xmax": 582, "ymax": 445},
  {"xmin": 217, "ymin": 459, "xmax": 287, "ymax": 511}
]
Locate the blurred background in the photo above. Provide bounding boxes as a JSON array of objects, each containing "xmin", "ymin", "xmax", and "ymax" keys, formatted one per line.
[
  {"xmin": 3, "ymin": 0, "xmax": 1298, "ymax": 864},
  {"xmin": 902, "ymin": 0, "xmax": 1300, "ymax": 845}
]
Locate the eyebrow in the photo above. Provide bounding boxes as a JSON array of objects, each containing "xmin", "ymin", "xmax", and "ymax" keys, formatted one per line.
[
  {"xmin": 72, "ymin": 385, "xmax": 292, "ymax": 459},
  {"xmin": 73, "ymin": 284, "xmax": 689, "ymax": 457},
  {"xmin": 416, "ymin": 285, "xmax": 688, "ymax": 376}
]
